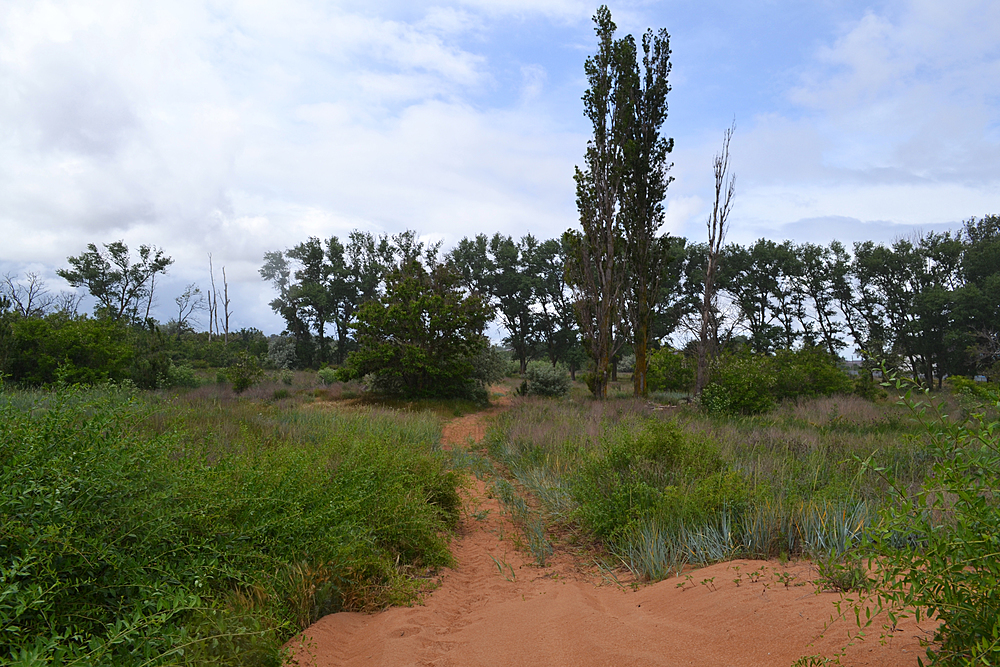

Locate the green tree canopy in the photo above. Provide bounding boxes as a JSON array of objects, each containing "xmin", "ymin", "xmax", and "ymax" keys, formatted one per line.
[{"xmin": 339, "ymin": 260, "xmax": 492, "ymax": 399}]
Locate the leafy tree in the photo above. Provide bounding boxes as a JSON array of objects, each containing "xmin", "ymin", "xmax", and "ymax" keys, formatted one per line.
[
  {"xmin": 57, "ymin": 241, "xmax": 173, "ymax": 323},
  {"xmin": 568, "ymin": 6, "xmax": 635, "ymax": 399},
  {"xmin": 620, "ymin": 25, "xmax": 674, "ymax": 397},
  {"xmin": 530, "ymin": 237, "xmax": 581, "ymax": 369},
  {"xmin": 339, "ymin": 260, "xmax": 491, "ymax": 399}
]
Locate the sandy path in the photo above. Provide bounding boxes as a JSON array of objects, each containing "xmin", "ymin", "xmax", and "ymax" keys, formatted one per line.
[{"xmin": 288, "ymin": 401, "xmax": 933, "ymax": 667}]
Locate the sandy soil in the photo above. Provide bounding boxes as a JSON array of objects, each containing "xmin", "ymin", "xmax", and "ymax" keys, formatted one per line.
[{"xmin": 287, "ymin": 398, "xmax": 933, "ymax": 667}]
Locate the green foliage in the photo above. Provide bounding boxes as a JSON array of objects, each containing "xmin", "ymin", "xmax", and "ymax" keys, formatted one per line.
[
  {"xmin": 226, "ymin": 351, "xmax": 265, "ymax": 393},
  {"xmin": 647, "ymin": 347, "xmax": 694, "ymax": 393},
  {"xmin": 699, "ymin": 353, "xmax": 776, "ymax": 415},
  {"xmin": 518, "ymin": 361, "xmax": 571, "ymax": 397},
  {"xmin": 0, "ymin": 312, "xmax": 134, "ymax": 386},
  {"xmin": 700, "ymin": 347, "xmax": 852, "ymax": 416},
  {"xmin": 771, "ymin": 346, "xmax": 853, "ymax": 400},
  {"xmin": 57, "ymin": 240, "xmax": 173, "ymax": 323},
  {"xmin": 0, "ymin": 385, "xmax": 459, "ymax": 665},
  {"xmin": 571, "ymin": 420, "xmax": 724, "ymax": 540},
  {"xmin": 163, "ymin": 362, "xmax": 200, "ymax": 388},
  {"xmin": 484, "ymin": 395, "xmax": 921, "ymax": 582},
  {"xmin": 316, "ymin": 367, "xmax": 339, "ymax": 386},
  {"xmin": 864, "ymin": 380, "xmax": 1000, "ymax": 665},
  {"xmin": 341, "ymin": 260, "xmax": 490, "ymax": 400}
]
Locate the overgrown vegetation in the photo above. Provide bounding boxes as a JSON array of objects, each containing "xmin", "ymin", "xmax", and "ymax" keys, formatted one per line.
[
  {"xmin": 483, "ymin": 392, "xmax": 929, "ymax": 583},
  {"xmin": 1, "ymin": 383, "xmax": 461, "ymax": 665},
  {"xmin": 858, "ymin": 380, "xmax": 1000, "ymax": 666}
]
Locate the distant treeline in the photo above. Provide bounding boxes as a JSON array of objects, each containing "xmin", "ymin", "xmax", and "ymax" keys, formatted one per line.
[
  {"xmin": 259, "ymin": 215, "xmax": 1000, "ymax": 387},
  {"xmin": 2, "ymin": 215, "xmax": 998, "ymax": 389}
]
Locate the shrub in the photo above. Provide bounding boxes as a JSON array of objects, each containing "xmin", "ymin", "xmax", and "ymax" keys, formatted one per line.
[
  {"xmin": 700, "ymin": 353, "xmax": 776, "ymax": 415},
  {"xmin": 864, "ymin": 380, "xmax": 1000, "ymax": 666},
  {"xmin": 518, "ymin": 362, "xmax": 571, "ymax": 398},
  {"xmin": 163, "ymin": 362, "xmax": 200, "ymax": 389},
  {"xmin": 647, "ymin": 348, "xmax": 694, "ymax": 393},
  {"xmin": 572, "ymin": 420, "xmax": 724, "ymax": 539},
  {"xmin": 0, "ymin": 386, "xmax": 459, "ymax": 665},
  {"xmin": 226, "ymin": 351, "xmax": 264, "ymax": 393},
  {"xmin": 317, "ymin": 367, "xmax": 339, "ymax": 386},
  {"xmin": 700, "ymin": 348, "xmax": 852, "ymax": 416},
  {"xmin": 267, "ymin": 335, "xmax": 297, "ymax": 370},
  {"xmin": 771, "ymin": 346, "xmax": 852, "ymax": 401}
]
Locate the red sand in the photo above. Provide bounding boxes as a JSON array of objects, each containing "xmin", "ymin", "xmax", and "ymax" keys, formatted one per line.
[{"xmin": 287, "ymin": 403, "xmax": 934, "ymax": 667}]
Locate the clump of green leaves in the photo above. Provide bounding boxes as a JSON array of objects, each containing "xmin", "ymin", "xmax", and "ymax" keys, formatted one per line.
[
  {"xmin": 700, "ymin": 347, "xmax": 852, "ymax": 416},
  {"xmin": 338, "ymin": 260, "xmax": 491, "ymax": 401},
  {"xmin": 226, "ymin": 350, "xmax": 264, "ymax": 393},
  {"xmin": 517, "ymin": 361, "xmax": 571, "ymax": 398}
]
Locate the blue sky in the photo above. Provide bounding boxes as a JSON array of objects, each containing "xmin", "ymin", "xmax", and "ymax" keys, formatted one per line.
[{"xmin": 2, "ymin": 0, "xmax": 999, "ymax": 333}]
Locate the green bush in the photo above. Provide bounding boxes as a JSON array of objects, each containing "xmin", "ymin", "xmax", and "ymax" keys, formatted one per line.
[
  {"xmin": 771, "ymin": 346, "xmax": 852, "ymax": 400},
  {"xmin": 647, "ymin": 348, "xmax": 694, "ymax": 393},
  {"xmin": 317, "ymin": 367, "xmax": 339, "ymax": 386},
  {"xmin": 700, "ymin": 348, "xmax": 852, "ymax": 416},
  {"xmin": 518, "ymin": 361, "xmax": 571, "ymax": 397},
  {"xmin": 163, "ymin": 362, "xmax": 200, "ymax": 388},
  {"xmin": 864, "ymin": 380, "xmax": 1000, "ymax": 666},
  {"xmin": 0, "ymin": 386, "xmax": 459, "ymax": 665},
  {"xmin": 571, "ymin": 420, "xmax": 724, "ymax": 539},
  {"xmin": 226, "ymin": 351, "xmax": 265, "ymax": 394},
  {"xmin": 700, "ymin": 353, "xmax": 776, "ymax": 415}
]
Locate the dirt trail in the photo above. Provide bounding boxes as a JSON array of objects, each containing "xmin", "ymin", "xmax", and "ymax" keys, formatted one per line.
[{"xmin": 288, "ymin": 400, "xmax": 932, "ymax": 667}]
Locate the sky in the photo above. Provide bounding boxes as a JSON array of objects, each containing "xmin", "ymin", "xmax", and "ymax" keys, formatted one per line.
[{"xmin": 2, "ymin": 0, "xmax": 999, "ymax": 334}]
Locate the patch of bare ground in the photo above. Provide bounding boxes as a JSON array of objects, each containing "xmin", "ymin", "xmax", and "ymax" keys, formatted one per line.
[{"xmin": 287, "ymin": 393, "xmax": 930, "ymax": 667}]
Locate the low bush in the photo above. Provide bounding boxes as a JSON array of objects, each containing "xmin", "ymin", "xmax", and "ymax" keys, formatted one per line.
[
  {"xmin": 700, "ymin": 353, "xmax": 776, "ymax": 415},
  {"xmin": 226, "ymin": 351, "xmax": 265, "ymax": 393},
  {"xmin": 862, "ymin": 380, "xmax": 1000, "ymax": 665},
  {"xmin": 317, "ymin": 367, "xmax": 339, "ymax": 386},
  {"xmin": 517, "ymin": 362, "xmax": 571, "ymax": 398},
  {"xmin": 701, "ymin": 347, "xmax": 852, "ymax": 416},
  {"xmin": 647, "ymin": 348, "xmax": 695, "ymax": 394},
  {"xmin": 0, "ymin": 385, "xmax": 460, "ymax": 665}
]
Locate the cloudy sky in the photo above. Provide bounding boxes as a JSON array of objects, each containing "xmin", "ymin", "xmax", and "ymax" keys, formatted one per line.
[{"xmin": 2, "ymin": 0, "xmax": 999, "ymax": 333}]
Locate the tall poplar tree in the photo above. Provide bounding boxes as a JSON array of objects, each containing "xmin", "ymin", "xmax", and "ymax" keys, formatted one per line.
[
  {"xmin": 569, "ymin": 6, "xmax": 636, "ymax": 399},
  {"xmin": 621, "ymin": 26, "xmax": 673, "ymax": 396}
]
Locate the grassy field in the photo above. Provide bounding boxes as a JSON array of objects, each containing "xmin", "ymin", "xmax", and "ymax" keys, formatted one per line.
[
  {"xmin": 481, "ymin": 381, "xmax": 938, "ymax": 582},
  {"xmin": 1, "ymin": 377, "xmax": 463, "ymax": 666}
]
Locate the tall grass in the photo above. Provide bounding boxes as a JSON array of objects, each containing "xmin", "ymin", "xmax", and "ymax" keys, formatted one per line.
[
  {"xmin": 1, "ymin": 384, "xmax": 460, "ymax": 666},
  {"xmin": 483, "ymin": 394, "xmax": 929, "ymax": 581}
]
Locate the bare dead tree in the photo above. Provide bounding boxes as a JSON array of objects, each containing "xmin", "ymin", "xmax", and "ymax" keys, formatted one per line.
[
  {"xmin": 2, "ymin": 272, "xmax": 54, "ymax": 317},
  {"xmin": 696, "ymin": 122, "xmax": 736, "ymax": 395},
  {"xmin": 208, "ymin": 254, "xmax": 218, "ymax": 341},
  {"xmin": 222, "ymin": 267, "xmax": 233, "ymax": 343},
  {"xmin": 174, "ymin": 283, "xmax": 205, "ymax": 339}
]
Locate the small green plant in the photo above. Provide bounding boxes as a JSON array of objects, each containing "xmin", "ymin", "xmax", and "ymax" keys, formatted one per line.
[
  {"xmin": 317, "ymin": 367, "xmax": 338, "ymax": 386},
  {"xmin": 676, "ymin": 574, "xmax": 694, "ymax": 590},
  {"xmin": 731, "ymin": 564, "xmax": 743, "ymax": 587},
  {"xmin": 699, "ymin": 576, "xmax": 717, "ymax": 591},
  {"xmin": 774, "ymin": 570, "xmax": 797, "ymax": 588},
  {"xmin": 816, "ymin": 554, "xmax": 870, "ymax": 593},
  {"xmin": 488, "ymin": 553, "xmax": 516, "ymax": 582},
  {"xmin": 226, "ymin": 351, "xmax": 264, "ymax": 393},
  {"xmin": 517, "ymin": 362, "xmax": 571, "ymax": 398}
]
